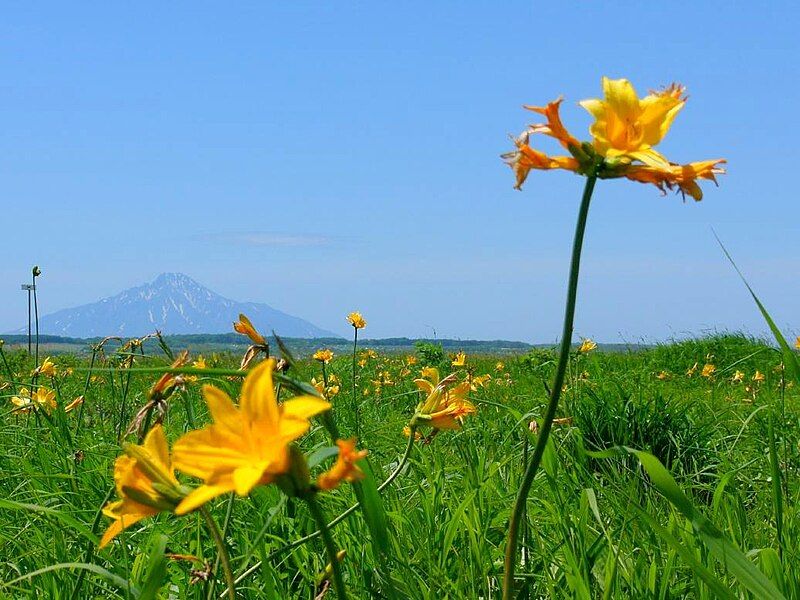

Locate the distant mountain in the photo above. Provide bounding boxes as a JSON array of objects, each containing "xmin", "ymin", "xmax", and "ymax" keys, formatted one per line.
[{"xmin": 18, "ymin": 273, "xmax": 339, "ymax": 338}]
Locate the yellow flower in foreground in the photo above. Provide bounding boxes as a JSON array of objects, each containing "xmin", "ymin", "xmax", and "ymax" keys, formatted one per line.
[
  {"xmin": 233, "ymin": 313, "xmax": 266, "ymax": 345},
  {"xmin": 579, "ymin": 78, "xmax": 685, "ymax": 167},
  {"xmin": 32, "ymin": 387, "xmax": 56, "ymax": 411},
  {"xmin": 504, "ymin": 77, "xmax": 725, "ymax": 200},
  {"xmin": 100, "ymin": 425, "xmax": 183, "ymax": 548},
  {"xmin": 412, "ymin": 368, "xmax": 475, "ymax": 431},
  {"xmin": 313, "ymin": 349, "xmax": 334, "ymax": 363},
  {"xmin": 11, "ymin": 388, "xmax": 33, "ymax": 413},
  {"xmin": 701, "ymin": 363, "xmax": 716, "ymax": 378},
  {"xmin": 64, "ymin": 395, "xmax": 84, "ymax": 413},
  {"xmin": 451, "ymin": 351, "xmax": 466, "ymax": 367},
  {"xmin": 172, "ymin": 359, "xmax": 330, "ymax": 514},
  {"xmin": 33, "ymin": 357, "xmax": 57, "ymax": 378},
  {"xmin": 316, "ymin": 439, "xmax": 368, "ymax": 491},
  {"xmin": 346, "ymin": 312, "xmax": 366, "ymax": 329},
  {"xmin": 578, "ymin": 339, "xmax": 597, "ymax": 354}
]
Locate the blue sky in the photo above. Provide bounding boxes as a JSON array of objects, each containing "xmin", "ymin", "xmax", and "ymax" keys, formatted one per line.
[{"xmin": 1, "ymin": 2, "xmax": 798, "ymax": 341}]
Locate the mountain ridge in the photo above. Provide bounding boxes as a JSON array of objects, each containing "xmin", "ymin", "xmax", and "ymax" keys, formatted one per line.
[{"xmin": 11, "ymin": 273, "xmax": 339, "ymax": 338}]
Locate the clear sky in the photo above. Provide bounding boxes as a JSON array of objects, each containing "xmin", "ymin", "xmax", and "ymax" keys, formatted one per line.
[{"xmin": 2, "ymin": 2, "xmax": 799, "ymax": 341}]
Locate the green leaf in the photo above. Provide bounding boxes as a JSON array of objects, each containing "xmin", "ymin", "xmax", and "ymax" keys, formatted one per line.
[
  {"xmin": 591, "ymin": 447, "xmax": 785, "ymax": 599},
  {"xmin": 1, "ymin": 562, "xmax": 139, "ymax": 597},
  {"xmin": 716, "ymin": 234, "xmax": 800, "ymax": 384},
  {"xmin": 0, "ymin": 499, "xmax": 99, "ymax": 544},
  {"xmin": 138, "ymin": 534, "xmax": 169, "ymax": 600},
  {"xmin": 352, "ymin": 459, "xmax": 391, "ymax": 556}
]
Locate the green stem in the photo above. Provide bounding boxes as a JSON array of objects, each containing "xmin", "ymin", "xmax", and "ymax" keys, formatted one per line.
[
  {"xmin": 305, "ymin": 493, "xmax": 348, "ymax": 599},
  {"xmin": 351, "ymin": 328, "xmax": 359, "ymax": 439},
  {"xmin": 502, "ymin": 174, "xmax": 597, "ymax": 599},
  {"xmin": 0, "ymin": 346, "xmax": 18, "ymax": 395},
  {"xmin": 201, "ymin": 507, "xmax": 236, "ymax": 600},
  {"xmin": 226, "ymin": 427, "xmax": 417, "ymax": 594},
  {"xmin": 75, "ymin": 347, "xmax": 97, "ymax": 435}
]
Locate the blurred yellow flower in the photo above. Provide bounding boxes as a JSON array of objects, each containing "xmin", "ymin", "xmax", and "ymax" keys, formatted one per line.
[
  {"xmin": 32, "ymin": 387, "xmax": 56, "ymax": 411},
  {"xmin": 412, "ymin": 368, "xmax": 475, "ymax": 430},
  {"xmin": 701, "ymin": 364, "xmax": 716, "ymax": 378},
  {"xmin": 471, "ymin": 374, "xmax": 492, "ymax": 390},
  {"xmin": 10, "ymin": 388, "xmax": 33, "ymax": 413},
  {"xmin": 313, "ymin": 349, "xmax": 334, "ymax": 363},
  {"xmin": 99, "ymin": 425, "xmax": 184, "ymax": 548},
  {"xmin": 504, "ymin": 77, "xmax": 725, "ymax": 200},
  {"xmin": 346, "ymin": 312, "xmax": 367, "ymax": 329},
  {"xmin": 402, "ymin": 425, "xmax": 422, "ymax": 440},
  {"xmin": 656, "ymin": 371, "xmax": 670, "ymax": 381},
  {"xmin": 33, "ymin": 357, "xmax": 57, "ymax": 378},
  {"xmin": 172, "ymin": 359, "xmax": 330, "ymax": 514},
  {"xmin": 64, "ymin": 395, "xmax": 84, "ymax": 413},
  {"xmin": 578, "ymin": 339, "xmax": 597, "ymax": 354},
  {"xmin": 451, "ymin": 351, "xmax": 466, "ymax": 367},
  {"xmin": 732, "ymin": 370, "xmax": 745, "ymax": 383},
  {"xmin": 753, "ymin": 370, "xmax": 765, "ymax": 382},
  {"xmin": 495, "ymin": 361, "xmax": 505, "ymax": 372},
  {"xmin": 192, "ymin": 357, "xmax": 207, "ymax": 370},
  {"xmin": 316, "ymin": 439, "xmax": 368, "ymax": 491},
  {"xmin": 686, "ymin": 362, "xmax": 698, "ymax": 377},
  {"xmin": 795, "ymin": 336, "xmax": 800, "ymax": 350},
  {"xmin": 233, "ymin": 313, "xmax": 266, "ymax": 345}
]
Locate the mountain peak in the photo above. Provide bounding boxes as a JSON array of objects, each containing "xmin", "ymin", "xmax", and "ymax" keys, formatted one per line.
[{"xmin": 18, "ymin": 274, "xmax": 340, "ymax": 339}]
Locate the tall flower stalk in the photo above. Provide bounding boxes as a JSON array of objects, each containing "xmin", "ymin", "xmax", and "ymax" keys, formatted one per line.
[
  {"xmin": 346, "ymin": 312, "xmax": 366, "ymax": 438},
  {"xmin": 500, "ymin": 77, "xmax": 725, "ymax": 598}
]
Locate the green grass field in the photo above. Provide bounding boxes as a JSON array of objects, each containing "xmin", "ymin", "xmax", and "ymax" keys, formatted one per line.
[{"xmin": 1, "ymin": 332, "xmax": 798, "ymax": 599}]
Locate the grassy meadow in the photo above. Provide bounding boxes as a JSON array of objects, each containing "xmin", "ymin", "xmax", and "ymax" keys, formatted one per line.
[{"xmin": 1, "ymin": 332, "xmax": 798, "ymax": 598}]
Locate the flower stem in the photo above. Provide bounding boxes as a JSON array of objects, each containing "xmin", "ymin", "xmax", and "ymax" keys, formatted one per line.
[
  {"xmin": 351, "ymin": 328, "xmax": 359, "ymax": 439},
  {"xmin": 305, "ymin": 493, "xmax": 348, "ymax": 599},
  {"xmin": 502, "ymin": 174, "xmax": 597, "ymax": 599},
  {"xmin": 201, "ymin": 506, "xmax": 236, "ymax": 600}
]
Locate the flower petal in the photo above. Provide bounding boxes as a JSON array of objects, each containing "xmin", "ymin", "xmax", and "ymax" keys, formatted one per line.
[{"xmin": 175, "ymin": 480, "xmax": 235, "ymax": 515}]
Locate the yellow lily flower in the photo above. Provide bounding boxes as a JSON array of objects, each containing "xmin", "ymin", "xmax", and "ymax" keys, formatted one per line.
[
  {"xmin": 33, "ymin": 357, "xmax": 57, "ymax": 378},
  {"xmin": 504, "ymin": 77, "xmax": 725, "ymax": 200},
  {"xmin": 701, "ymin": 363, "xmax": 716, "ymax": 378},
  {"xmin": 99, "ymin": 425, "xmax": 184, "ymax": 548},
  {"xmin": 753, "ymin": 370, "xmax": 765, "ymax": 382},
  {"xmin": 32, "ymin": 387, "xmax": 56, "ymax": 411},
  {"xmin": 233, "ymin": 313, "xmax": 266, "ymax": 345},
  {"xmin": 578, "ymin": 339, "xmax": 597, "ymax": 354},
  {"xmin": 172, "ymin": 358, "xmax": 330, "ymax": 514},
  {"xmin": 579, "ymin": 78, "xmax": 685, "ymax": 167},
  {"xmin": 451, "ymin": 351, "xmax": 466, "ymax": 367},
  {"xmin": 10, "ymin": 388, "xmax": 33, "ymax": 413},
  {"xmin": 313, "ymin": 349, "xmax": 334, "ymax": 363},
  {"xmin": 412, "ymin": 368, "xmax": 475, "ymax": 431},
  {"xmin": 732, "ymin": 370, "xmax": 745, "ymax": 383},
  {"xmin": 316, "ymin": 439, "xmax": 368, "ymax": 491},
  {"xmin": 64, "ymin": 395, "xmax": 84, "ymax": 413},
  {"xmin": 795, "ymin": 336, "xmax": 800, "ymax": 350},
  {"xmin": 346, "ymin": 312, "xmax": 367, "ymax": 329}
]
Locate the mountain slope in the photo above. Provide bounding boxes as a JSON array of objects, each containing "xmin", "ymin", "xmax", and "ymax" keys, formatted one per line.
[{"xmin": 23, "ymin": 273, "xmax": 339, "ymax": 338}]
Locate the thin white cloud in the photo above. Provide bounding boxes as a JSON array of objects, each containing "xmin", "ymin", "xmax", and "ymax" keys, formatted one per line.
[{"xmin": 196, "ymin": 232, "xmax": 332, "ymax": 247}]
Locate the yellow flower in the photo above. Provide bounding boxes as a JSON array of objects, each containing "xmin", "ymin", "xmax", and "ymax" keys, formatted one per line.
[
  {"xmin": 402, "ymin": 426, "xmax": 422, "ymax": 440},
  {"xmin": 150, "ymin": 351, "xmax": 191, "ymax": 400},
  {"xmin": 64, "ymin": 395, "xmax": 84, "ymax": 413},
  {"xmin": 412, "ymin": 368, "xmax": 475, "ymax": 430},
  {"xmin": 313, "ymin": 349, "xmax": 334, "ymax": 363},
  {"xmin": 346, "ymin": 312, "xmax": 367, "ymax": 329},
  {"xmin": 795, "ymin": 336, "xmax": 800, "ymax": 350},
  {"xmin": 700, "ymin": 363, "xmax": 716, "ymax": 378},
  {"xmin": 686, "ymin": 362, "xmax": 698, "ymax": 377},
  {"xmin": 732, "ymin": 370, "xmax": 745, "ymax": 383},
  {"xmin": 451, "ymin": 351, "xmax": 466, "ymax": 367},
  {"xmin": 471, "ymin": 374, "xmax": 492, "ymax": 390},
  {"xmin": 316, "ymin": 439, "xmax": 368, "ymax": 491},
  {"xmin": 192, "ymin": 357, "xmax": 207, "ymax": 370},
  {"xmin": 753, "ymin": 370, "xmax": 765, "ymax": 383},
  {"xmin": 505, "ymin": 77, "xmax": 725, "ymax": 200},
  {"xmin": 656, "ymin": 371, "xmax": 670, "ymax": 381},
  {"xmin": 32, "ymin": 387, "xmax": 56, "ymax": 411},
  {"xmin": 10, "ymin": 388, "xmax": 33, "ymax": 413},
  {"xmin": 579, "ymin": 78, "xmax": 685, "ymax": 167},
  {"xmin": 233, "ymin": 313, "xmax": 266, "ymax": 345},
  {"xmin": 33, "ymin": 357, "xmax": 57, "ymax": 378},
  {"xmin": 578, "ymin": 339, "xmax": 597, "ymax": 354},
  {"xmin": 495, "ymin": 361, "xmax": 505, "ymax": 372},
  {"xmin": 172, "ymin": 359, "xmax": 330, "ymax": 514},
  {"xmin": 99, "ymin": 425, "xmax": 184, "ymax": 548}
]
